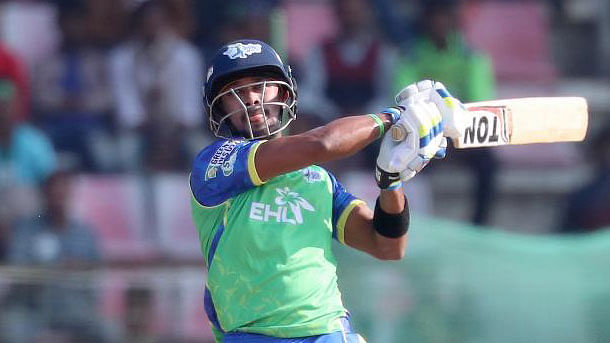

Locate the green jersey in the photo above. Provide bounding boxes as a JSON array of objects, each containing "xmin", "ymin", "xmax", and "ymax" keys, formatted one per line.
[
  {"xmin": 190, "ymin": 139, "xmax": 363, "ymax": 341},
  {"xmin": 394, "ymin": 32, "xmax": 495, "ymax": 102}
]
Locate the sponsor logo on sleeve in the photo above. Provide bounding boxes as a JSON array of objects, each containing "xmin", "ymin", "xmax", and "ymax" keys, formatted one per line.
[
  {"xmin": 221, "ymin": 151, "xmax": 238, "ymax": 176},
  {"xmin": 205, "ymin": 141, "xmax": 239, "ymax": 180}
]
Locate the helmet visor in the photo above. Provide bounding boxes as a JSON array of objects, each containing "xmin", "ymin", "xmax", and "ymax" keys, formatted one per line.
[{"xmin": 208, "ymin": 79, "xmax": 296, "ymax": 140}]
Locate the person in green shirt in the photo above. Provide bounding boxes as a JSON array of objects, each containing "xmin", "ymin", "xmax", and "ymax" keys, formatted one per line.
[
  {"xmin": 395, "ymin": 0, "xmax": 498, "ymax": 225},
  {"xmin": 190, "ymin": 39, "xmax": 461, "ymax": 342}
]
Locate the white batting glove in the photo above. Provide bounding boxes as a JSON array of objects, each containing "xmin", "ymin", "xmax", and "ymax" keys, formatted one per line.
[
  {"xmin": 395, "ymin": 80, "xmax": 467, "ymax": 139},
  {"xmin": 375, "ymin": 98, "xmax": 447, "ymax": 189}
]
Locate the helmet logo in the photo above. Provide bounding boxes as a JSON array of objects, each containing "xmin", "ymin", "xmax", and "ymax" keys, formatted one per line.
[{"xmin": 223, "ymin": 43, "xmax": 262, "ymax": 59}]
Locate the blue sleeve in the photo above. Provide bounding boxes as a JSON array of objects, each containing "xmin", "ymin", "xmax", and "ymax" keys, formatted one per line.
[
  {"xmin": 190, "ymin": 139, "xmax": 266, "ymax": 207},
  {"xmin": 329, "ymin": 172, "xmax": 365, "ymax": 245}
]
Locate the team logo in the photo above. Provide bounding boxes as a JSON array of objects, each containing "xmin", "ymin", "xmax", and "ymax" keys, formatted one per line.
[
  {"xmin": 206, "ymin": 166, "xmax": 217, "ymax": 180},
  {"xmin": 249, "ymin": 187, "xmax": 315, "ymax": 225},
  {"xmin": 302, "ymin": 168, "xmax": 323, "ymax": 183},
  {"xmin": 223, "ymin": 43, "xmax": 262, "ymax": 59}
]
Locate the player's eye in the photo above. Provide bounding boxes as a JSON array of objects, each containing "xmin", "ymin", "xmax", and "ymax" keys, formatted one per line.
[{"xmin": 239, "ymin": 84, "xmax": 267, "ymax": 98}]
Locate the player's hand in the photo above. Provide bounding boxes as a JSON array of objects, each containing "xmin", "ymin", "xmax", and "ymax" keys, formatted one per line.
[
  {"xmin": 378, "ymin": 106, "xmax": 402, "ymax": 125},
  {"xmin": 395, "ymin": 80, "xmax": 467, "ymax": 139},
  {"xmin": 375, "ymin": 97, "xmax": 447, "ymax": 188}
]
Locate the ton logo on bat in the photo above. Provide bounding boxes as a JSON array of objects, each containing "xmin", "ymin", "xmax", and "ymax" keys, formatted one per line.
[{"xmin": 461, "ymin": 107, "xmax": 509, "ymax": 147}]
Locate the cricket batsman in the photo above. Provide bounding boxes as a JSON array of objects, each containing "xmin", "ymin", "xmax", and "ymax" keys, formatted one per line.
[{"xmin": 190, "ymin": 39, "xmax": 463, "ymax": 342}]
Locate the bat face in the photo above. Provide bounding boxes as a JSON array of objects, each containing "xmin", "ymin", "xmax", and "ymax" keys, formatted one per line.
[
  {"xmin": 452, "ymin": 97, "xmax": 588, "ymax": 149},
  {"xmin": 457, "ymin": 106, "xmax": 512, "ymax": 148}
]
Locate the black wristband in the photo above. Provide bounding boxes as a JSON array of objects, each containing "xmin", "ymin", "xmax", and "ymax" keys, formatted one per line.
[{"xmin": 373, "ymin": 196, "xmax": 409, "ymax": 238}]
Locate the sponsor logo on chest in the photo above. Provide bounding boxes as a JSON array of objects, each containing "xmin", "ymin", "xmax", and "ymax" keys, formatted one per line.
[{"xmin": 249, "ymin": 187, "xmax": 315, "ymax": 225}]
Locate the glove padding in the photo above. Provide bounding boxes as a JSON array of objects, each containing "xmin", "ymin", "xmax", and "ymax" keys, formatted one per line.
[
  {"xmin": 376, "ymin": 94, "xmax": 447, "ymax": 188},
  {"xmin": 395, "ymin": 80, "xmax": 467, "ymax": 139}
]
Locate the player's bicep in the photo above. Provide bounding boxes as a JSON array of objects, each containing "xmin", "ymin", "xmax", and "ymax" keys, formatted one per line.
[
  {"xmin": 342, "ymin": 203, "xmax": 379, "ymax": 256},
  {"xmin": 343, "ymin": 204, "xmax": 409, "ymax": 260}
]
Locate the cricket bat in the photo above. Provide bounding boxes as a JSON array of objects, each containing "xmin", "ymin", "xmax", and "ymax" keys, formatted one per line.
[{"xmin": 391, "ymin": 97, "xmax": 589, "ymax": 148}]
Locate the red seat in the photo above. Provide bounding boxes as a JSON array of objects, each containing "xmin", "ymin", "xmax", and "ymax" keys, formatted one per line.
[
  {"xmin": 153, "ymin": 174, "xmax": 202, "ymax": 260},
  {"xmin": 284, "ymin": 1, "xmax": 337, "ymax": 62},
  {"xmin": 461, "ymin": 2, "xmax": 555, "ymax": 82},
  {"xmin": 70, "ymin": 175, "xmax": 158, "ymax": 262}
]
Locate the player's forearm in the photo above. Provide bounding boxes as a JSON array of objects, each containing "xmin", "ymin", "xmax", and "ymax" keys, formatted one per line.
[
  {"xmin": 372, "ymin": 188, "xmax": 408, "ymax": 260},
  {"xmin": 304, "ymin": 113, "xmax": 392, "ymax": 162},
  {"xmin": 373, "ymin": 231, "xmax": 407, "ymax": 260},
  {"xmin": 254, "ymin": 113, "xmax": 392, "ymax": 181},
  {"xmin": 379, "ymin": 188, "xmax": 406, "ymax": 213}
]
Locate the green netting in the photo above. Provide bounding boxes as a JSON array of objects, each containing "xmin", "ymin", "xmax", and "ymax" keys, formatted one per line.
[{"xmin": 335, "ymin": 217, "xmax": 610, "ymax": 343}]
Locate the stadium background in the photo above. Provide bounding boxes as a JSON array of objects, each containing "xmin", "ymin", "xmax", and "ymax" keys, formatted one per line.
[{"xmin": 0, "ymin": 0, "xmax": 609, "ymax": 342}]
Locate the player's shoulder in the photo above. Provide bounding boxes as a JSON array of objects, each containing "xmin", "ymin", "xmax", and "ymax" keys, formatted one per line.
[
  {"xmin": 193, "ymin": 139, "xmax": 248, "ymax": 165},
  {"xmin": 301, "ymin": 165, "xmax": 343, "ymax": 192},
  {"xmin": 298, "ymin": 164, "xmax": 329, "ymax": 183},
  {"xmin": 309, "ymin": 165, "xmax": 335, "ymax": 181},
  {"xmin": 190, "ymin": 138, "xmax": 266, "ymax": 207},
  {"xmin": 191, "ymin": 138, "xmax": 261, "ymax": 183},
  {"xmin": 313, "ymin": 166, "xmax": 349, "ymax": 194}
]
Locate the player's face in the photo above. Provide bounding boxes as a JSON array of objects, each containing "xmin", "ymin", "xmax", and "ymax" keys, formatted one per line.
[{"xmin": 219, "ymin": 76, "xmax": 287, "ymax": 138}]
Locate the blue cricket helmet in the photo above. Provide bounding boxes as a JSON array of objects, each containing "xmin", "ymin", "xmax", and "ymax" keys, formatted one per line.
[{"xmin": 204, "ymin": 39, "xmax": 297, "ymax": 140}]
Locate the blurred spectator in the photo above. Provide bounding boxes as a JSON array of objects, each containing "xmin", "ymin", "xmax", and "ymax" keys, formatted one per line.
[
  {"xmin": 85, "ymin": 0, "xmax": 129, "ymax": 48},
  {"xmin": 0, "ymin": 43, "xmax": 30, "ymax": 122},
  {"xmin": 123, "ymin": 286, "xmax": 156, "ymax": 343},
  {"xmin": 395, "ymin": 1, "xmax": 495, "ymax": 100},
  {"xmin": 370, "ymin": 0, "xmax": 417, "ymax": 46},
  {"xmin": 164, "ymin": 0, "xmax": 197, "ymax": 40},
  {"xmin": 560, "ymin": 123, "xmax": 610, "ymax": 233},
  {"xmin": 8, "ymin": 170, "xmax": 100, "ymax": 264},
  {"xmin": 33, "ymin": 3, "xmax": 115, "ymax": 172},
  {"xmin": 0, "ymin": 79, "xmax": 57, "ymax": 187},
  {"xmin": 299, "ymin": 0, "xmax": 396, "ymax": 119},
  {"xmin": 194, "ymin": 0, "xmax": 279, "ymax": 51},
  {"xmin": 0, "ymin": 78, "xmax": 57, "ymax": 260},
  {"xmin": 109, "ymin": 0, "xmax": 206, "ymax": 172},
  {"xmin": 2, "ymin": 170, "xmax": 104, "ymax": 342},
  {"xmin": 394, "ymin": 0, "xmax": 497, "ymax": 225},
  {"xmin": 297, "ymin": 0, "xmax": 397, "ymax": 173},
  {"xmin": 221, "ymin": 0, "xmax": 278, "ymax": 44},
  {"xmin": 0, "ymin": 1, "xmax": 59, "ymax": 72}
]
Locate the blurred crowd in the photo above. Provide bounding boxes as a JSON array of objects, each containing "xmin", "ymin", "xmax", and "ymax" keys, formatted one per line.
[
  {"xmin": 0, "ymin": 0, "xmax": 609, "ymax": 341},
  {"xmin": 0, "ymin": 0, "xmax": 609, "ymax": 260}
]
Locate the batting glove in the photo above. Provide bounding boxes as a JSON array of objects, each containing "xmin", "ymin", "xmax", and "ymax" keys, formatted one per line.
[
  {"xmin": 376, "ymin": 96, "xmax": 447, "ymax": 189},
  {"xmin": 395, "ymin": 80, "xmax": 467, "ymax": 139}
]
